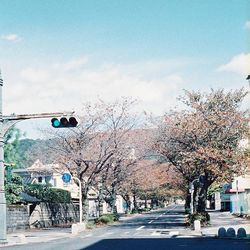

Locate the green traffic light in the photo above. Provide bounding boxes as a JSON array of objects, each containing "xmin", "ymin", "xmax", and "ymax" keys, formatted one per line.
[
  {"xmin": 51, "ymin": 117, "xmax": 78, "ymax": 128},
  {"xmin": 51, "ymin": 118, "xmax": 60, "ymax": 127}
]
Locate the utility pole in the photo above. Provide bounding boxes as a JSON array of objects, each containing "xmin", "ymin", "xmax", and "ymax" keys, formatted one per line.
[{"xmin": 0, "ymin": 71, "xmax": 74, "ymax": 244}]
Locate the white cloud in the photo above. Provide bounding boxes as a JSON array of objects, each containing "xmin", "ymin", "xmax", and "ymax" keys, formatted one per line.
[
  {"xmin": 217, "ymin": 53, "xmax": 250, "ymax": 75},
  {"xmin": 20, "ymin": 68, "xmax": 50, "ymax": 83},
  {"xmin": 245, "ymin": 21, "xmax": 250, "ymax": 29},
  {"xmin": 53, "ymin": 57, "xmax": 88, "ymax": 71},
  {"xmin": 4, "ymin": 58, "xmax": 186, "ymax": 116},
  {"xmin": 1, "ymin": 34, "xmax": 21, "ymax": 42}
]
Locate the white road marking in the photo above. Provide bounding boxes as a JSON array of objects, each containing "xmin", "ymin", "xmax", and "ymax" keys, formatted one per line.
[
  {"xmin": 151, "ymin": 231, "xmax": 161, "ymax": 236},
  {"xmin": 169, "ymin": 231, "xmax": 179, "ymax": 236},
  {"xmin": 136, "ymin": 226, "xmax": 145, "ymax": 231},
  {"xmin": 123, "ymin": 231, "xmax": 130, "ymax": 235},
  {"xmin": 159, "ymin": 214, "xmax": 163, "ymax": 217},
  {"xmin": 148, "ymin": 220, "xmax": 153, "ymax": 224}
]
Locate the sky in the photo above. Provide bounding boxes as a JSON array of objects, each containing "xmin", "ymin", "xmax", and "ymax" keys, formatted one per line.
[{"xmin": 0, "ymin": 0, "xmax": 249, "ymax": 139}]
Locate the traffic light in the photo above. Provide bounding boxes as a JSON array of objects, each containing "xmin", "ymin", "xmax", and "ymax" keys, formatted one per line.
[{"xmin": 51, "ymin": 117, "xmax": 78, "ymax": 128}]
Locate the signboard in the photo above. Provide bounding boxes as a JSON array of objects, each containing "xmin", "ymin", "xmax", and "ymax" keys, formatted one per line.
[
  {"xmin": 62, "ymin": 173, "xmax": 71, "ymax": 183},
  {"xmin": 199, "ymin": 175, "xmax": 206, "ymax": 185}
]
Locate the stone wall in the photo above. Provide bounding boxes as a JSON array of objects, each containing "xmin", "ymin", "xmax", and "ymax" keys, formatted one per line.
[
  {"xmin": 29, "ymin": 202, "xmax": 80, "ymax": 228},
  {"xmin": 7, "ymin": 203, "xmax": 80, "ymax": 232},
  {"xmin": 7, "ymin": 205, "xmax": 29, "ymax": 233}
]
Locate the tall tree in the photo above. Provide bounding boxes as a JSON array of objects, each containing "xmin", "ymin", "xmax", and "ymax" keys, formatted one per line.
[
  {"xmin": 4, "ymin": 126, "xmax": 23, "ymax": 166},
  {"xmin": 46, "ymin": 98, "xmax": 139, "ymax": 220},
  {"xmin": 155, "ymin": 89, "xmax": 249, "ymax": 212},
  {"xmin": 4, "ymin": 126, "xmax": 24, "ymax": 203}
]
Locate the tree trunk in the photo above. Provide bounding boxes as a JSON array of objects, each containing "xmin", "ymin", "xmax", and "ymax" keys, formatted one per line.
[
  {"xmin": 122, "ymin": 194, "xmax": 131, "ymax": 213},
  {"xmin": 144, "ymin": 195, "xmax": 148, "ymax": 209},
  {"xmin": 82, "ymin": 193, "xmax": 89, "ymax": 221},
  {"xmin": 193, "ymin": 186, "xmax": 199, "ymax": 213},
  {"xmin": 110, "ymin": 184, "xmax": 117, "ymax": 214},
  {"xmin": 185, "ymin": 189, "xmax": 191, "ymax": 210},
  {"xmin": 197, "ymin": 185, "xmax": 208, "ymax": 213},
  {"xmin": 133, "ymin": 194, "xmax": 138, "ymax": 211},
  {"xmin": 98, "ymin": 189, "xmax": 104, "ymax": 217}
]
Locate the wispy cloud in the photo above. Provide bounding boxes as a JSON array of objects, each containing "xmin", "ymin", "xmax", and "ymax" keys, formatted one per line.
[
  {"xmin": 217, "ymin": 53, "xmax": 250, "ymax": 75},
  {"xmin": 245, "ymin": 21, "xmax": 250, "ymax": 29},
  {"xmin": 1, "ymin": 33, "xmax": 21, "ymax": 42}
]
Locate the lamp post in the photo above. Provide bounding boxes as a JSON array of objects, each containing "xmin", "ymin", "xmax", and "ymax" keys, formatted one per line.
[{"xmin": 189, "ymin": 178, "xmax": 199, "ymax": 214}]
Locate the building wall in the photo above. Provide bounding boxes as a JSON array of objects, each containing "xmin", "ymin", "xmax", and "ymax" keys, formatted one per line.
[
  {"xmin": 232, "ymin": 175, "xmax": 250, "ymax": 190},
  {"xmin": 230, "ymin": 190, "xmax": 250, "ymax": 215}
]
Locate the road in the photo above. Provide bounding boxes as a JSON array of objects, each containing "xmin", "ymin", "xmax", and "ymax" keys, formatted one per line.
[{"xmin": 4, "ymin": 204, "xmax": 250, "ymax": 250}]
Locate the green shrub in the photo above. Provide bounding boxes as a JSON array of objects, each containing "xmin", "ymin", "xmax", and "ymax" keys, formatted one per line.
[
  {"xmin": 24, "ymin": 184, "xmax": 71, "ymax": 203},
  {"xmin": 188, "ymin": 212, "xmax": 210, "ymax": 226},
  {"xmin": 5, "ymin": 174, "xmax": 24, "ymax": 204},
  {"xmin": 86, "ymin": 222, "xmax": 95, "ymax": 229},
  {"xmin": 131, "ymin": 209, "xmax": 139, "ymax": 214},
  {"xmin": 95, "ymin": 213, "xmax": 120, "ymax": 224},
  {"xmin": 95, "ymin": 215, "xmax": 113, "ymax": 224}
]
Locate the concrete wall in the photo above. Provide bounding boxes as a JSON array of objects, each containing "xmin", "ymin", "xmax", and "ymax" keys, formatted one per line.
[
  {"xmin": 7, "ymin": 205, "xmax": 29, "ymax": 233},
  {"xmin": 7, "ymin": 203, "xmax": 80, "ymax": 232},
  {"xmin": 29, "ymin": 203, "xmax": 80, "ymax": 228}
]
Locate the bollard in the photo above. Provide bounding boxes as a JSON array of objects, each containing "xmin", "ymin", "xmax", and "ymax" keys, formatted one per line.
[
  {"xmin": 237, "ymin": 228, "xmax": 247, "ymax": 238},
  {"xmin": 226, "ymin": 227, "xmax": 236, "ymax": 238},
  {"xmin": 194, "ymin": 220, "xmax": 201, "ymax": 231},
  {"xmin": 71, "ymin": 222, "xmax": 86, "ymax": 235},
  {"xmin": 16, "ymin": 234, "xmax": 27, "ymax": 244},
  {"xmin": 218, "ymin": 227, "xmax": 226, "ymax": 238}
]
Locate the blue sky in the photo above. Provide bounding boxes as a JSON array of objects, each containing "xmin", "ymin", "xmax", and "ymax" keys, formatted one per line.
[{"xmin": 0, "ymin": 0, "xmax": 249, "ymax": 138}]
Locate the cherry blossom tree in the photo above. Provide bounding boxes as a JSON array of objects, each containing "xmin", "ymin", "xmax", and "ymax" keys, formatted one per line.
[{"xmin": 154, "ymin": 89, "xmax": 249, "ymax": 212}]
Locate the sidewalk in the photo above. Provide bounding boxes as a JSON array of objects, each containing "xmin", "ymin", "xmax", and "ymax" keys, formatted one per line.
[
  {"xmin": 1, "ymin": 227, "xmax": 73, "ymax": 247},
  {"xmin": 201, "ymin": 210, "xmax": 250, "ymax": 237}
]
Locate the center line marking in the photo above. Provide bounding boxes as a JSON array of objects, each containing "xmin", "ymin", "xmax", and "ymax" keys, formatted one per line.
[
  {"xmin": 148, "ymin": 220, "xmax": 153, "ymax": 224},
  {"xmin": 136, "ymin": 226, "xmax": 145, "ymax": 231}
]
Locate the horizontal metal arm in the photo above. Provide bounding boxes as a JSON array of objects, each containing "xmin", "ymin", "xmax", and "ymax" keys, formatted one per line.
[{"xmin": 3, "ymin": 111, "xmax": 75, "ymax": 121}]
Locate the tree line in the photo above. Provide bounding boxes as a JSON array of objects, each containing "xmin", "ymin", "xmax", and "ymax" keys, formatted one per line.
[{"xmin": 5, "ymin": 88, "xmax": 249, "ymax": 222}]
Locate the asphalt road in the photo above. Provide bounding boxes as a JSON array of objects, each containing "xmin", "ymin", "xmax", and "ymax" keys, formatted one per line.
[{"xmin": 4, "ymin": 204, "xmax": 250, "ymax": 250}]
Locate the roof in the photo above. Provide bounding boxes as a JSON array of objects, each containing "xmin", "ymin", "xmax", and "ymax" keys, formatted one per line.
[
  {"xmin": 225, "ymin": 188, "xmax": 245, "ymax": 193},
  {"xmin": 26, "ymin": 160, "xmax": 63, "ymax": 174},
  {"xmin": 20, "ymin": 192, "xmax": 40, "ymax": 203}
]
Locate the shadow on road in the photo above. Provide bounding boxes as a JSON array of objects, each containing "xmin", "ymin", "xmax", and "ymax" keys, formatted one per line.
[{"xmin": 82, "ymin": 238, "xmax": 250, "ymax": 250}]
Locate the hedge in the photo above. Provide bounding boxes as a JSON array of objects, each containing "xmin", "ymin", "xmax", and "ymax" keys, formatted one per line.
[{"xmin": 24, "ymin": 184, "xmax": 71, "ymax": 203}]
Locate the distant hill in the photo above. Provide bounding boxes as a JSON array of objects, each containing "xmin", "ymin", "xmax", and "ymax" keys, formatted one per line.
[{"xmin": 17, "ymin": 138, "xmax": 56, "ymax": 168}]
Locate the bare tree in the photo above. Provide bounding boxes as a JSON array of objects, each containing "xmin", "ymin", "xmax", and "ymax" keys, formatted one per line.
[{"xmin": 46, "ymin": 98, "xmax": 139, "ymax": 219}]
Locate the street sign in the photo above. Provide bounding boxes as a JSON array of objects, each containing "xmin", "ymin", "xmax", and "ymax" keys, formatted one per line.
[
  {"xmin": 62, "ymin": 173, "xmax": 72, "ymax": 183},
  {"xmin": 199, "ymin": 175, "xmax": 206, "ymax": 185}
]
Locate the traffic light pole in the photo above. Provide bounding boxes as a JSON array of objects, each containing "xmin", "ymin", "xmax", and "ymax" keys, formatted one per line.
[
  {"xmin": 0, "ymin": 73, "xmax": 6, "ymax": 244},
  {"xmin": 0, "ymin": 72, "xmax": 74, "ymax": 244}
]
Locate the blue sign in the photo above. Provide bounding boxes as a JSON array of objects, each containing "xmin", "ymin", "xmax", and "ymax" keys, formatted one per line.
[
  {"xmin": 199, "ymin": 175, "xmax": 206, "ymax": 185},
  {"xmin": 62, "ymin": 173, "xmax": 72, "ymax": 183}
]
